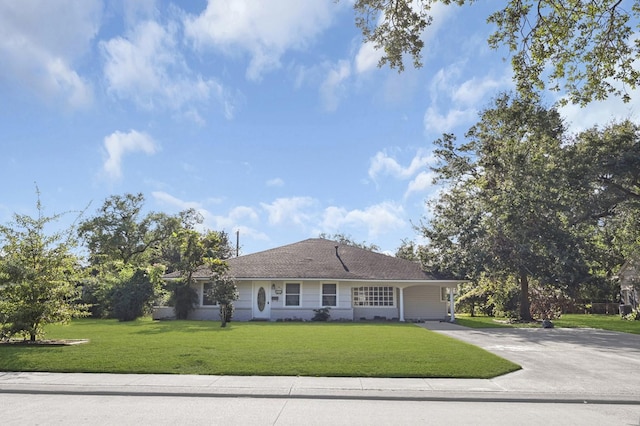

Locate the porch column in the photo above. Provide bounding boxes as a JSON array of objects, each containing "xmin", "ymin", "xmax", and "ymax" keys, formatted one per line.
[
  {"xmin": 449, "ymin": 286, "xmax": 456, "ymax": 323},
  {"xmin": 399, "ymin": 287, "xmax": 405, "ymax": 322}
]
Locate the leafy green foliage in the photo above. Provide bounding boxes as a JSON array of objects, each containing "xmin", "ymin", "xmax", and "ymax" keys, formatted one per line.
[
  {"xmin": 78, "ymin": 193, "xmax": 178, "ymax": 267},
  {"xmin": 205, "ymin": 268, "xmax": 239, "ymax": 327},
  {"xmin": 352, "ymin": 0, "xmax": 640, "ymax": 104},
  {"xmin": 167, "ymin": 280, "xmax": 199, "ymax": 320},
  {"xmin": 311, "ymin": 307, "xmax": 332, "ymax": 321},
  {"xmin": 422, "ymin": 94, "xmax": 589, "ymax": 320},
  {"xmin": 0, "ymin": 192, "xmax": 88, "ymax": 341},
  {"xmin": 111, "ymin": 265, "xmax": 164, "ymax": 322}
]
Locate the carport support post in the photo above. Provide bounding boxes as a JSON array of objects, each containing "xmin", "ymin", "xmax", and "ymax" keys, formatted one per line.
[
  {"xmin": 449, "ymin": 286, "xmax": 455, "ymax": 323},
  {"xmin": 399, "ymin": 287, "xmax": 405, "ymax": 322}
]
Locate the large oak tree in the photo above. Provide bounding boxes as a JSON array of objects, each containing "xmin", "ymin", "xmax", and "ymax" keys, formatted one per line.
[{"xmin": 353, "ymin": 0, "xmax": 640, "ymax": 104}]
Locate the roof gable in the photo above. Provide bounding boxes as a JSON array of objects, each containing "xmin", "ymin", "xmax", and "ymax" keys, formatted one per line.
[{"xmin": 172, "ymin": 238, "xmax": 446, "ymax": 281}]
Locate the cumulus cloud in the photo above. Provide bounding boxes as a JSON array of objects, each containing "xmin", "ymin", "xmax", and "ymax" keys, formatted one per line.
[
  {"xmin": 152, "ymin": 191, "xmax": 202, "ymax": 211},
  {"xmin": 404, "ymin": 171, "xmax": 436, "ymax": 198},
  {"xmin": 261, "ymin": 197, "xmax": 317, "ymax": 226},
  {"xmin": 101, "ymin": 19, "xmax": 233, "ymax": 120},
  {"xmin": 424, "ymin": 61, "xmax": 512, "ymax": 135},
  {"xmin": 424, "ymin": 105, "xmax": 477, "ymax": 134},
  {"xmin": 320, "ymin": 60, "xmax": 351, "ymax": 111},
  {"xmin": 368, "ymin": 149, "xmax": 435, "ymax": 181},
  {"xmin": 103, "ymin": 130, "xmax": 158, "ymax": 180},
  {"xmin": 184, "ymin": 0, "xmax": 336, "ymax": 81},
  {"xmin": 559, "ymin": 91, "xmax": 640, "ymax": 134},
  {"xmin": 321, "ymin": 202, "xmax": 405, "ymax": 238},
  {"xmin": 354, "ymin": 41, "xmax": 383, "ymax": 75},
  {"xmin": 0, "ymin": 0, "xmax": 100, "ymax": 108},
  {"xmin": 152, "ymin": 191, "xmax": 266, "ymax": 243}
]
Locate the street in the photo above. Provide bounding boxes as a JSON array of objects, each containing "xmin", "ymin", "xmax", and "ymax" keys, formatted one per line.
[{"xmin": 3, "ymin": 393, "xmax": 639, "ymax": 425}]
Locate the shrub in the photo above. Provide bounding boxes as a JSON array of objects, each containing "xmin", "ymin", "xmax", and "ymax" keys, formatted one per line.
[
  {"xmin": 168, "ymin": 281, "xmax": 199, "ymax": 320},
  {"xmin": 312, "ymin": 307, "xmax": 331, "ymax": 321},
  {"xmin": 111, "ymin": 269, "xmax": 156, "ymax": 321}
]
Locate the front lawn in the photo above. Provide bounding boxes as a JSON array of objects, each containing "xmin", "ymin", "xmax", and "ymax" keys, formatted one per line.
[
  {"xmin": 456, "ymin": 314, "xmax": 640, "ymax": 334},
  {"xmin": 0, "ymin": 319, "xmax": 519, "ymax": 378}
]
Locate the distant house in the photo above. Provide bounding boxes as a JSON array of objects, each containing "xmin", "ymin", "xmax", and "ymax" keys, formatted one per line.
[
  {"xmin": 619, "ymin": 257, "xmax": 639, "ymax": 309},
  {"xmin": 158, "ymin": 238, "xmax": 464, "ymax": 322}
]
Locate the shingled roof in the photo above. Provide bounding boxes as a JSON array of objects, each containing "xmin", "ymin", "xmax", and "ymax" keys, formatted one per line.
[{"xmin": 168, "ymin": 238, "xmax": 445, "ymax": 281}]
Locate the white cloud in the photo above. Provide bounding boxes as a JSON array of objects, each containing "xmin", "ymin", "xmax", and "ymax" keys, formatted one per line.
[
  {"xmin": 404, "ymin": 171, "xmax": 436, "ymax": 198},
  {"xmin": 452, "ymin": 74, "xmax": 508, "ymax": 106},
  {"xmin": 152, "ymin": 191, "xmax": 267, "ymax": 244},
  {"xmin": 368, "ymin": 149, "xmax": 435, "ymax": 181},
  {"xmin": 320, "ymin": 60, "xmax": 351, "ymax": 111},
  {"xmin": 103, "ymin": 130, "xmax": 158, "ymax": 180},
  {"xmin": 321, "ymin": 202, "xmax": 405, "ymax": 237},
  {"xmin": 261, "ymin": 196, "xmax": 317, "ymax": 226},
  {"xmin": 559, "ymin": 91, "xmax": 640, "ymax": 134},
  {"xmin": 424, "ymin": 105, "xmax": 477, "ymax": 134},
  {"xmin": 101, "ymin": 19, "xmax": 232, "ymax": 120},
  {"xmin": 354, "ymin": 41, "xmax": 383, "ymax": 74},
  {"xmin": 266, "ymin": 178, "xmax": 285, "ymax": 187},
  {"xmin": 184, "ymin": 0, "xmax": 336, "ymax": 81},
  {"xmin": 0, "ymin": 0, "xmax": 100, "ymax": 108},
  {"xmin": 152, "ymin": 191, "xmax": 202, "ymax": 211}
]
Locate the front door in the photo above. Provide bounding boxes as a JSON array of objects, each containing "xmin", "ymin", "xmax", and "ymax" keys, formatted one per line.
[{"xmin": 253, "ymin": 282, "xmax": 271, "ymax": 320}]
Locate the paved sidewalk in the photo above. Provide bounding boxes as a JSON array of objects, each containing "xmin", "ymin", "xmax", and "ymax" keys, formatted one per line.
[{"xmin": 1, "ymin": 322, "xmax": 639, "ymax": 404}]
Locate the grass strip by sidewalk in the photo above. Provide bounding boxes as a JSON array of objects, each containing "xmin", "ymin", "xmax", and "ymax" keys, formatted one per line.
[
  {"xmin": 0, "ymin": 319, "xmax": 519, "ymax": 378},
  {"xmin": 456, "ymin": 314, "xmax": 640, "ymax": 334}
]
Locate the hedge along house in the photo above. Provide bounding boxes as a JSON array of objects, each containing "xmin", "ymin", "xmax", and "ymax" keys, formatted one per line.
[{"xmin": 158, "ymin": 238, "xmax": 464, "ymax": 322}]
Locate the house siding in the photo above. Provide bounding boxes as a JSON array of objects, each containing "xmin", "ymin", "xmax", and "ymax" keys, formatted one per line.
[
  {"xmin": 404, "ymin": 285, "xmax": 446, "ymax": 321},
  {"xmin": 173, "ymin": 279, "xmax": 451, "ymax": 322}
]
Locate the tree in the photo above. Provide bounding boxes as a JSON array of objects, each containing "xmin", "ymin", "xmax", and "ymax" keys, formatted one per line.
[
  {"xmin": 78, "ymin": 193, "xmax": 179, "ymax": 267},
  {"xmin": 167, "ymin": 229, "xmax": 234, "ymax": 320},
  {"xmin": 352, "ymin": 0, "xmax": 640, "ymax": 104},
  {"xmin": 318, "ymin": 232, "xmax": 380, "ymax": 252},
  {"xmin": 0, "ymin": 193, "xmax": 88, "ymax": 341},
  {"xmin": 421, "ymin": 94, "xmax": 590, "ymax": 320},
  {"xmin": 395, "ymin": 238, "xmax": 419, "ymax": 261},
  {"xmin": 110, "ymin": 264, "xmax": 165, "ymax": 322},
  {"xmin": 206, "ymin": 266, "xmax": 239, "ymax": 328}
]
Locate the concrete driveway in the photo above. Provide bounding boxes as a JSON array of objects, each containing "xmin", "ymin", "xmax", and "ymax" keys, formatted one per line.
[{"xmin": 420, "ymin": 322, "xmax": 640, "ymax": 399}]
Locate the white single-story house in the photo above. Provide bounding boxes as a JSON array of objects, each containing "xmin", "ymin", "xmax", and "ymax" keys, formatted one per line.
[{"xmin": 157, "ymin": 238, "xmax": 464, "ymax": 322}]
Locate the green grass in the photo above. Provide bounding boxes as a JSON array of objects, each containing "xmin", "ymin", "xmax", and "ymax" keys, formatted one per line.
[
  {"xmin": 0, "ymin": 319, "xmax": 519, "ymax": 378},
  {"xmin": 456, "ymin": 313, "xmax": 640, "ymax": 334}
]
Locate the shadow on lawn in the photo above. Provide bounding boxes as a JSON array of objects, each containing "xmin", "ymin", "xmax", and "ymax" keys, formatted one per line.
[{"xmin": 130, "ymin": 320, "xmax": 233, "ymax": 335}]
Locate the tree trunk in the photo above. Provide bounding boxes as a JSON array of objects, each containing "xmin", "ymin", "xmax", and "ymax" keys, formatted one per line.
[
  {"xmin": 519, "ymin": 270, "xmax": 532, "ymax": 321},
  {"xmin": 220, "ymin": 304, "xmax": 227, "ymax": 328}
]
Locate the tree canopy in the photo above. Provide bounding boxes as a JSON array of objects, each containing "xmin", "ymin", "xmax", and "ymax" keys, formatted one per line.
[
  {"xmin": 78, "ymin": 193, "xmax": 179, "ymax": 267},
  {"xmin": 353, "ymin": 0, "xmax": 640, "ymax": 104},
  {"xmin": 420, "ymin": 94, "xmax": 640, "ymax": 320}
]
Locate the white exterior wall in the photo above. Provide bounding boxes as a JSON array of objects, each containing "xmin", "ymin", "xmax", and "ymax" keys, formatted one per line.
[
  {"xmin": 403, "ymin": 285, "xmax": 447, "ymax": 321},
  {"xmin": 165, "ymin": 279, "xmax": 449, "ymax": 322}
]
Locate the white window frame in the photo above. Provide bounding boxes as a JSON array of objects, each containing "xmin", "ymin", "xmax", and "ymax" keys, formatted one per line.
[
  {"xmin": 285, "ymin": 282, "xmax": 301, "ymax": 307},
  {"xmin": 321, "ymin": 282, "xmax": 338, "ymax": 307},
  {"xmin": 352, "ymin": 286, "xmax": 395, "ymax": 307},
  {"xmin": 202, "ymin": 282, "xmax": 218, "ymax": 307}
]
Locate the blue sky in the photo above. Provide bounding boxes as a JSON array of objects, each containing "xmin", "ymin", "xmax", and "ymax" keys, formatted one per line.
[{"xmin": 2, "ymin": 1, "xmax": 639, "ymax": 256}]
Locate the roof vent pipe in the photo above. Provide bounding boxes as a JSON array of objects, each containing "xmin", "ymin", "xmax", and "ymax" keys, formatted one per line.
[{"xmin": 335, "ymin": 245, "xmax": 339, "ymax": 257}]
